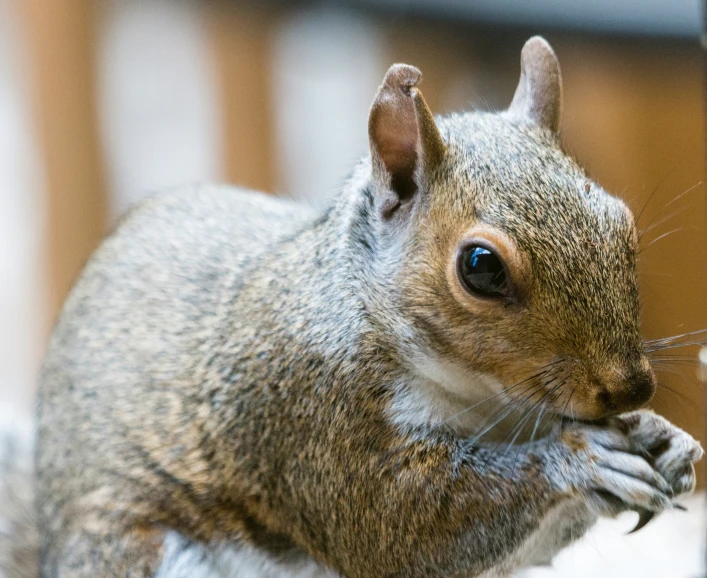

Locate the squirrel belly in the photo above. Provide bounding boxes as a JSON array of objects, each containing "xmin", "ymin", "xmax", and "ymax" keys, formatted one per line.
[{"xmin": 32, "ymin": 37, "xmax": 702, "ymax": 578}]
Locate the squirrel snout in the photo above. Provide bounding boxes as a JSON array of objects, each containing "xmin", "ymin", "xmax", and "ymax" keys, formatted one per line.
[{"xmin": 599, "ymin": 365, "xmax": 656, "ymax": 416}]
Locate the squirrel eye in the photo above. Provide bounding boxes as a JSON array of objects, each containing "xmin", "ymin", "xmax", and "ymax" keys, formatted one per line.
[{"xmin": 458, "ymin": 245, "xmax": 509, "ymax": 298}]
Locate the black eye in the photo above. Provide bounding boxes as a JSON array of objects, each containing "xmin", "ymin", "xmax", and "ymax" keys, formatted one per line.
[{"xmin": 458, "ymin": 245, "xmax": 509, "ymax": 298}]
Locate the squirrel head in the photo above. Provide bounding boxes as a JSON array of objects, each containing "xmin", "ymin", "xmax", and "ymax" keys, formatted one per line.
[{"xmin": 362, "ymin": 37, "xmax": 653, "ymax": 424}]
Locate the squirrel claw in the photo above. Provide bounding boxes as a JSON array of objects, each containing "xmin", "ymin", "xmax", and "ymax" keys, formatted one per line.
[
  {"xmin": 628, "ymin": 509, "xmax": 655, "ymax": 534},
  {"xmin": 628, "ymin": 502, "xmax": 686, "ymax": 534}
]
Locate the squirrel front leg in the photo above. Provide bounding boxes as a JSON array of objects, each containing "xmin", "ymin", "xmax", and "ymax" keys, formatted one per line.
[{"xmin": 283, "ymin": 412, "xmax": 700, "ymax": 578}]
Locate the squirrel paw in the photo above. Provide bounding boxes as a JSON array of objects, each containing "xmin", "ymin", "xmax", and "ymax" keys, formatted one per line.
[
  {"xmin": 610, "ymin": 409, "xmax": 703, "ymax": 498},
  {"xmin": 556, "ymin": 412, "xmax": 702, "ymax": 520}
]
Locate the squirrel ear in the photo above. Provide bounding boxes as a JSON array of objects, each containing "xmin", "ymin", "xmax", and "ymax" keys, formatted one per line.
[
  {"xmin": 368, "ymin": 64, "xmax": 445, "ymax": 219},
  {"xmin": 507, "ymin": 36, "xmax": 563, "ymax": 133}
]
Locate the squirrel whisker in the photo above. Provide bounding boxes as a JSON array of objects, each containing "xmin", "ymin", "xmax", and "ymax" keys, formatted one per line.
[
  {"xmin": 646, "ymin": 340, "xmax": 706, "ymax": 353},
  {"xmin": 468, "ymin": 366, "xmax": 566, "ymax": 452},
  {"xmin": 529, "ymin": 397, "xmax": 551, "ymax": 444},
  {"xmin": 653, "ymin": 382, "xmax": 698, "ymax": 408},
  {"xmin": 483, "ymin": 378, "xmax": 566, "ymax": 472},
  {"xmin": 637, "ymin": 204, "xmax": 690, "ymax": 241},
  {"xmin": 465, "ymin": 383, "xmax": 545, "ymax": 448},
  {"xmin": 644, "ymin": 328, "xmax": 707, "ymax": 344},
  {"xmin": 442, "ymin": 360, "xmax": 563, "ymax": 426},
  {"xmin": 663, "ymin": 180, "xmax": 704, "ymax": 208},
  {"xmin": 636, "ymin": 179, "xmax": 702, "ymax": 242},
  {"xmin": 463, "ymin": 366, "xmax": 563, "ymax": 433},
  {"xmin": 636, "ymin": 226, "xmax": 689, "ymax": 255},
  {"xmin": 557, "ymin": 385, "xmax": 578, "ymax": 432},
  {"xmin": 502, "ymin": 378, "xmax": 567, "ymax": 454},
  {"xmin": 647, "ymin": 355, "xmax": 701, "ymax": 364},
  {"xmin": 634, "ymin": 166, "xmax": 676, "ymax": 226}
]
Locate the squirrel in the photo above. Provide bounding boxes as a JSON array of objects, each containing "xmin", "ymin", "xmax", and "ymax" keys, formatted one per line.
[{"xmin": 20, "ymin": 36, "xmax": 703, "ymax": 577}]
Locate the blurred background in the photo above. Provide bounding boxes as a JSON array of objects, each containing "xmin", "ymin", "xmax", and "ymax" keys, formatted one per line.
[{"xmin": 0, "ymin": 0, "xmax": 706, "ymax": 573}]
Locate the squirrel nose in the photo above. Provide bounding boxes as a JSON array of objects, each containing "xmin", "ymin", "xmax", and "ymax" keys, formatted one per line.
[{"xmin": 603, "ymin": 366, "xmax": 656, "ymax": 414}]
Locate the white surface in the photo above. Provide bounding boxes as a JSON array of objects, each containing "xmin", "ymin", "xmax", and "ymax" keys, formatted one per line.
[{"xmin": 522, "ymin": 493, "xmax": 706, "ymax": 578}]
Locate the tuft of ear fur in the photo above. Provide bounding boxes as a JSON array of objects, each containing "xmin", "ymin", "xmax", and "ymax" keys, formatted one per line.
[
  {"xmin": 368, "ymin": 64, "xmax": 445, "ymax": 219},
  {"xmin": 508, "ymin": 36, "xmax": 563, "ymax": 132}
]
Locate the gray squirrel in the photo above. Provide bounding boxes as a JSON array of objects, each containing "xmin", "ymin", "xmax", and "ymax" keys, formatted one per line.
[{"xmin": 3, "ymin": 36, "xmax": 703, "ymax": 577}]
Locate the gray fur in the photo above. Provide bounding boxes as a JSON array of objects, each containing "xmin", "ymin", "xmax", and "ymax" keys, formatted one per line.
[{"xmin": 0, "ymin": 408, "xmax": 37, "ymax": 578}]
